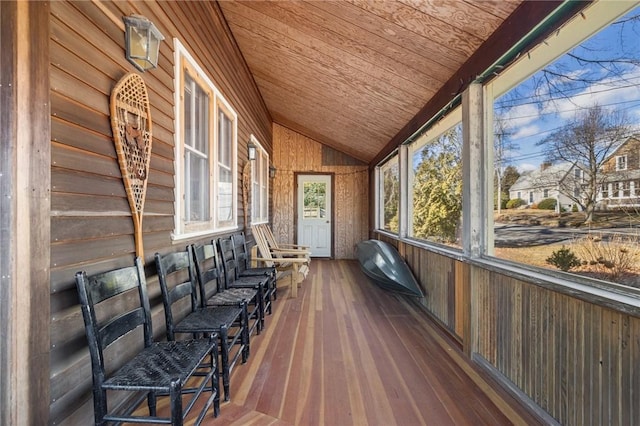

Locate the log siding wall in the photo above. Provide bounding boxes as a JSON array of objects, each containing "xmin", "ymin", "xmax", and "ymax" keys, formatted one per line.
[
  {"xmin": 48, "ymin": 1, "xmax": 271, "ymax": 423},
  {"xmin": 272, "ymin": 124, "xmax": 369, "ymax": 259}
]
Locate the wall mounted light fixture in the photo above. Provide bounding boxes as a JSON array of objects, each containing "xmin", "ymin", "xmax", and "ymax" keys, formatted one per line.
[
  {"xmin": 248, "ymin": 141, "xmax": 256, "ymax": 161},
  {"xmin": 269, "ymin": 165, "xmax": 277, "ymax": 178},
  {"xmin": 123, "ymin": 15, "xmax": 165, "ymax": 72}
]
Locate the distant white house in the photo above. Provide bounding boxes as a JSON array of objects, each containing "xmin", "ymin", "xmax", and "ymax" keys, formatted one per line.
[{"xmin": 509, "ymin": 162, "xmax": 584, "ymax": 211}]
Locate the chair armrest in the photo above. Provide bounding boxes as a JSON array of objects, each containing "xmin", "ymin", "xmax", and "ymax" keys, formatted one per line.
[
  {"xmin": 253, "ymin": 256, "xmax": 309, "ymax": 264},
  {"xmin": 277, "ymin": 243, "xmax": 310, "ymax": 249},
  {"xmin": 270, "ymin": 248, "xmax": 311, "ymax": 256}
]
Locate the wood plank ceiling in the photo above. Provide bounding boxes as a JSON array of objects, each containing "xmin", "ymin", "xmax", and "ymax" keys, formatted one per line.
[{"xmin": 218, "ymin": 0, "xmax": 522, "ymax": 164}]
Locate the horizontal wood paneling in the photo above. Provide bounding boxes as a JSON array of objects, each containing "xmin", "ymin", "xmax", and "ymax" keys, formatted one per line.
[
  {"xmin": 272, "ymin": 124, "xmax": 368, "ymax": 259},
  {"xmin": 472, "ymin": 266, "xmax": 640, "ymax": 425},
  {"xmin": 48, "ymin": 1, "xmax": 272, "ymax": 424}
]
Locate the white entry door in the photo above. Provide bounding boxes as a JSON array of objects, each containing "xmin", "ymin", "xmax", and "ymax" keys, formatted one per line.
[{"xmin": 297, "ymin": 174, "xmax": 332, "ymax": 257}]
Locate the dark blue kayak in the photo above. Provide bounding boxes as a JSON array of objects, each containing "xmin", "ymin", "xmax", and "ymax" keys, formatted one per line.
[{"xmin": 356, "ymin": 239, "xmax": 424, "ymax": 298}]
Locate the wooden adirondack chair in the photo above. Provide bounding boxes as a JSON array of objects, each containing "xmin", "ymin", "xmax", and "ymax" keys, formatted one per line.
[
  {"xmin": 251, "ymin": 225, "xmax": 309, "ymax": 298},
  {"xmin": 254, "ymin": 223, "xmax": 311, "ymax": 261}
]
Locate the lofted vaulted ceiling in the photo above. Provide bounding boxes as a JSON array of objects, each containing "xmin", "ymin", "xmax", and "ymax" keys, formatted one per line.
[{"xmin": 218, "ymin": 0, "xmax": 525, "ymax": 163}]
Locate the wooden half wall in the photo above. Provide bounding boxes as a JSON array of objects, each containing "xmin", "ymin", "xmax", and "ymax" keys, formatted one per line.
[
  {"xmin": 472, "ymin": 267, "xmax": 640, "ymax": 425},
  {"xmin": 376, "ymin": 234, "xmax": 640, "ymax": 425},
  {"xmin": 271, "ymin": 124, "xmax": 369, "ymax": 259}
]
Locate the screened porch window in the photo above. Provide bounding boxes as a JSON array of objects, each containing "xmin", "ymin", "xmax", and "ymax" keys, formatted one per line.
[
  {"xmin": 378, "ymin": 155, "xmax": 400, "ymax": 233},
  {"xmin": 407, "ymin": 109, "xmax": 462, "ymax": 247},
  {"xmin": 488, "ymin": 2, "xmax": 640, "ymax": 289}
]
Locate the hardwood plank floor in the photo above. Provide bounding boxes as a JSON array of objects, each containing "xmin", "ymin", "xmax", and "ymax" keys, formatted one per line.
[
  {"xmin": 147, "ymin": 259, "xmax": 543, "ymax": 425},
  {"xmin": 212, "ymin": 259, "xmax": 542, "ymax": 426}
]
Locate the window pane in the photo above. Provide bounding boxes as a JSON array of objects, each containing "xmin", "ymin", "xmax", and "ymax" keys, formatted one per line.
[
  {"xmin": 217, "ymin": 109, "xmax": 234, "ymax": 226},
  {"xmin": 194, "ymin": 86, "xmax": 209, "ymax": 154},
  {"xmin": 218, "ymin": 111, "xmax": 231, "ymax": 168},
  {"xmin": 492, "ymin": 5, "xmax": 640, "ymax": 289},
  {"xmin": 409, "ymin": 122, "xmax": 463, "ymax": 247},
  {"xmin": 250, "ymin": 140, "xmax": 269, "ymax": 224},
  {"xmin": 184, "ymin": 73, "xmax": 210, "ymax": 224},
  {"xmin": 218, "ymin": 168, "xmax": 233, "ymax": 224},
  {"xmin": 380, "ymin": 156, "xmax": 399, "ymax": 233},
  {"xmin": 186, "ymin": 151, "xmax": 209, "ymax": 221}
]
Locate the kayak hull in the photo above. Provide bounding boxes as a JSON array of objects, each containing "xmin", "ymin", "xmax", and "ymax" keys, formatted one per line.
[{"xmin": 356, "ymin": 239, "xmax": 424, "ymax": 298}]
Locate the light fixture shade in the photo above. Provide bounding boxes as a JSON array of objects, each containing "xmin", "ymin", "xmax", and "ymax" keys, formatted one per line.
[
  {"xmin": 269, "ymin": 165, "xmax": 277, "ymax": 178},
  {"xmin": 123, "ymin": 15, "xmax": 165, "ymax": 72},
  {"xmin": 248, "ymin": 142, "xmax": 257, "ymax": 161}
]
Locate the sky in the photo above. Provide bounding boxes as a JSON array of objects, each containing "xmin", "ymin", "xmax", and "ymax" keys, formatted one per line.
[{"xmin": 494, "ymin": 4, "xmax": 640, "ymax": 173}]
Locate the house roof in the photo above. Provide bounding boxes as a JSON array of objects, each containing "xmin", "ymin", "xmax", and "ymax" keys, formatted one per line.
[
  {"xmin": 604, "ymin": 134, "xmax": 640, "ymax": 161},
  {"xmin": 510, "ymin": 162, "xmax": 575, "ymax": 192},
  {"xmin": 218, "ymin": 1, "xmax": 578, "ymax": 164}
]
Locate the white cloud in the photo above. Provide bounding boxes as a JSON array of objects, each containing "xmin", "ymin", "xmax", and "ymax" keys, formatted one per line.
[
  {"xmin": 517, "ymin": 163, "xmax": 537, "ymax": 173},
  {"xmin": 511, "ymin": 124, "xmax": 541, "ymax": 140},
  {"xmin": 501, "ymin": 103, "xmax": 539, "ymax": 129},
  {"xmin": 542, "ymin": 69, "xmax": 640, "ymax": 121}
]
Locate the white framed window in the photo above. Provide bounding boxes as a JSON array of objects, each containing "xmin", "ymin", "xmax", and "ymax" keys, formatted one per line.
[
  {"xmin": 616, "ymin": 155, "xmax": 627, "ymax": 171},
  {"xmin": 620, "ymin": 181, "xmax": 631, "ymax": 198},
  {"xmin": 173, "ymin": 39, "xmax": 238, "ymax": 239},
  {"xmin": 250, "ymin": 135, "xmax": 269, "ymax": 224}
]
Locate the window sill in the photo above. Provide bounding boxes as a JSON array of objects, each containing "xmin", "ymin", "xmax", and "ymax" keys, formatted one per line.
[
  {"xmin": 374, "ymin": 231, "xmax": 640, "ymax": 317},
  {"xmin": 171, "ymin": 225, "xmax": 240, "ymax": 242},
  {"xmin": 473, "ymin": 255, "xmax": 640, "ymax": 317}
]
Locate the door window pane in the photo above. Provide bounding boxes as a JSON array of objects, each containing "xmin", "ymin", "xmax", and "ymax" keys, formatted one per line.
[{"xmin": 303, "ymin": 182, "xmax": 327, "ymax": 219}]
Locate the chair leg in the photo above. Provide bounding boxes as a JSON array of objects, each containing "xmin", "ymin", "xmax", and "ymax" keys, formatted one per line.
[
  {"xmin": 258, "ymin": 284, "xmax": 265, "ymax": 330},
  {"xmin": 146, "ymin": 390, "xmax": 157, "ymax": 417},
  {"xmin": 219, "ymin": 325, "xmax": 231, "ymax": 402},
  {"xmin": 272, "ymin": 275, "xmax": 278, "ymax": 301},
  {"xmin": 211, "ymin": 349, "xmax": 220, "ymax": 417},
  {"xmin": 241, "ymin": 301, "xmax": 250, "ymax": 362},
  {"xmin": 290, "ymin": 268, "xmax": 298, "ymax": 298},
  {"xmin": 169, "ymin": 380, "xmax": 183, "ymax": 425}
]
